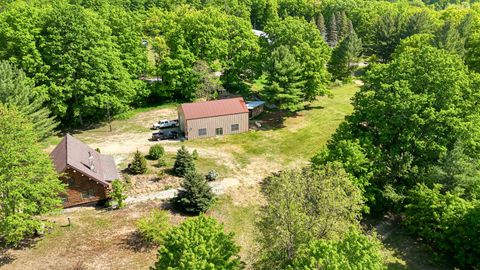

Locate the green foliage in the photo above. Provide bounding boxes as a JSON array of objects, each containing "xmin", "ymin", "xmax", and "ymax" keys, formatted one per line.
[
  {"xmin": 328, "ymin": 31, "xmax": 362, "ymax": 81},
  {"xmin": 256, "ymin": 164, "xmax": 363, "ymax": 269},
  {"xmin": 111, "ymin": 179, "xmax": 127, "ymax": 209},
  {"xmin": 173, "ymin": 145, "xmax": 196, "ymax": 177},
  {"xmin": 153, "ymin": 215, "xmax": 242, "ymax": 270},
  {"xmin": 148, "ymin": 144, "xmax": 165, "ymax": 160},
  {"xmin": 0, "ymin": 60, "xmax": 58, "ymax": 140},
  {"xmin": 263, "ymin": 17, "xmax": 331, "ymax": 109},
  {"xmin": 290, "ymin": 230, "xmax": 386, "ymax": 270},
  {"xmin": 322, "ymin": 43, "xmax": 480, "ymax": 212},
  {"xmin": 136, "ymin": 209, "xmax": 170, "ymax": 245},
  {"xmin": 192, "ymin": 149, "xmax": 199, "ymax": 160},
  {"xmin": 130, "ymin": 150, "xmax": 147, "ymax": 175},
  {"xmin": 263, "ymin": 45, "xmax": 306, "ymax": 111},
  {"xmin": 0, "ymin": 104, "xmax": 64, "ymax": 246},
  {"xmin": 404, "ymin": 184, "xmax": 480, "ymax": 268},
  {"xmin": 0, "ymin": 1, "xmax": 144, "ymax": 126},
  {"xmin": 174, "ymin": 171, "xmax": 215, "ymax": 214}
]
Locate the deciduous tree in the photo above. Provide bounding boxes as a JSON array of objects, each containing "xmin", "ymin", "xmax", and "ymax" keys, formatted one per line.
[
  {"xmin": 153, "ymin": 216, "xmax": 242, "ymax": 269},
  {"xmin": 0, "ymin": 104, "xmax": 64, "ymax": 246}
]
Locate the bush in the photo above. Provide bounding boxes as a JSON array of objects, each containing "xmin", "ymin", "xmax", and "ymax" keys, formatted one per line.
[
  {"xmin": 136, "ymin": 210, "xmax": 170, "ymax": 245},
  {"xmin": 152, "ymin": 216, "xmax": 242, "ymax": 270},
  {"xmin": 111, "ymin": 179, "xmax": 127, "ymax": 209},
  {"xmin": 157, "ymin": 157, "xmax": 166, "ymax": 168},
  {"xmin": 206, "ymin": 170, "xmax": 218, "ymax": 181},
  {"xmin": 173, "ymin": 145, "xmax": 196, "ymax": 177},
  {"xmin": 156, "ymin": 170, "xmax": 165, "ymax": 179},
  {"xmin": 130, "ymin": 150, "xmax": 147, "ymax": 174},
  {"xmin": 148, "ymin": 144, "xmax": 165, "ymax": 160},
  {"xmin": 173, "ymin": 171, "xmax": 215, "ymax": 214},
  {"xmin": 192, "ymin": 149, "xmax": 199, "ymax": 160}
]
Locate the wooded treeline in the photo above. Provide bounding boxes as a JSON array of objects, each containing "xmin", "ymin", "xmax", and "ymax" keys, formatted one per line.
[{"xmin": 1, "ymin": 0, "xmax": 480, "ymax": 126}]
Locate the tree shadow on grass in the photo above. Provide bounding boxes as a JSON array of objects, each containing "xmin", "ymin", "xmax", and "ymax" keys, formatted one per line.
[{"xmin": 368, "ymin": 215, "xmax": 454, "ymax": 270}]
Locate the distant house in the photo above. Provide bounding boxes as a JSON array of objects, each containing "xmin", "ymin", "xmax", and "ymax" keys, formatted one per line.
[
  {"xmin": 50, "ymin": 134, "xmax": 119, "ymax": 207},
  {"xmin": 178, "ymin": 97, "xmax": 249, "ymax": 140}
]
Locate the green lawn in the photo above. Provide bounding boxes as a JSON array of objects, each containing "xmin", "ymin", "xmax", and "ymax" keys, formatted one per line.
[{"xmin": 185, "ymin": 83, "xmax": 358, "ymax": 166}]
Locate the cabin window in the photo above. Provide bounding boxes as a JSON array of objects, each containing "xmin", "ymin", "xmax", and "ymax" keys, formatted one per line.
[
  {"xmin": 231, "ymin": 124, "xmax": 239, "ymax": 132},
  {"xmin": 67, "ymin": 178, "xmax": 76, "ymax": 188},
  {"xmin": 198, "ymin": 128, "xmax": 207, "ymax": 136},
  {"xmin": 81, "ymin": 189, "xmax": 95, "ymax": 199},
  {"xmin": 216, "ymin": 128, "xmax": 223, "ymax": 136}
]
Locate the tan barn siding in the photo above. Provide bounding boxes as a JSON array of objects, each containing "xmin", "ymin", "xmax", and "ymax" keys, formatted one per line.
[{"xmin": 186, "ymin": 113, "xmax": 249, "ymax": 139}]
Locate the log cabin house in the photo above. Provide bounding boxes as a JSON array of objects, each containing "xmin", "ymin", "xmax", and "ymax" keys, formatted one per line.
[{"xmin": 50, "ymin": 134, "xmax": 119, "ymax": 207}]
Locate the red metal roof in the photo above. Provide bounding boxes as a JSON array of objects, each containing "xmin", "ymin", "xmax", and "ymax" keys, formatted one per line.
[{"xmin": 180, "ymin": 97, "xmax": 249, "ymax": 120}]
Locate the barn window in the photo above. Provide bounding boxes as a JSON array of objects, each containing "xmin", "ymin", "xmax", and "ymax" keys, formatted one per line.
[
  {"xmin": 216, "ymin": 128, "xmax": 223, "ymax": 136},
  {"xmin": 231, "ymin": 124, "xmax": 239, "ymax": 132},
  {"xmin": 81, "ymin": 189, "xmax": 95, "ymax": 199},
  {"xmin": 198, "ymin": 128, "xmax": 207, "ymax": 136}
]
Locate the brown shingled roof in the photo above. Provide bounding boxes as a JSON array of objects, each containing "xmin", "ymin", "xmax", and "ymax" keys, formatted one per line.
[
  {"xmin": 180, "ymin": 97, "xmax": 249, "ymax": 120},
  {"xmin": 50, "ymin": 134, "xmax": 119, "ymax": 186}
]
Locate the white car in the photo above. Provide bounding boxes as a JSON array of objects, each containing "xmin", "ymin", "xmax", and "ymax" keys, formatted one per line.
[{"xmin": 152, "ymin": 119, "xmax": 179, "ymax": 129}]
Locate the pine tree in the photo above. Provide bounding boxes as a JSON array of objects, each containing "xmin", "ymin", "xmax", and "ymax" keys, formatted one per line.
[
  {"xmin": 337, "ymin": 11, "xmax": 350, "ymax": 41},
  {"xmin": 130, "ymin": 150, "xmax": 147, "ymax": 175},
  {"xmin": 328, "ymin": 13, "xmax": 338, "ymax": 47},
  {"xmin": 0, "ymin": 61, "xmax": 58, "ymax": 140},
  {"xmin": 316, "ymin": 13, "xmax": 327, "ymax": 42},
  {"xmin": 263, "ymin": 46, "xmax": 307, "ymax": 112},
  {"xmin": 173, "ymin": 145, "xmax": 196, "ymax": 177},
  {"xmin": 174, "ymin": 171, "xmax": 215, "ymax": 214},
  {"xmin": 328, "ymin": 31, "xmax": 363, "ymax": 81}
]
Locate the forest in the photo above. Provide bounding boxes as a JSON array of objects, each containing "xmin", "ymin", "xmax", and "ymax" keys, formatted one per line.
[{"xmin": 1, "ymin": 0, "xmax": 480, "ymax": 269}]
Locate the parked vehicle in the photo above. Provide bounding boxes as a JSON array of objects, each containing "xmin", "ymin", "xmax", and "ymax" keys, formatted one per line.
[
  {"xmin": 152, "ymin": 119, "xmax": 179, "ymax": 129},
  {"xmin": 151, "ymin": 130, "xmax": 178, "ymax": 141}
]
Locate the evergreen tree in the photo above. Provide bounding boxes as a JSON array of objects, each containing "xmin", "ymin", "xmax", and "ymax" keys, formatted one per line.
[
  {"xmin": 0, "ymin": 104, "xmax": 64, "ymax": 245},
  {"xmin": 130, "ymin": 150, "xmax": 147, "ymax": 175},
  {"xmin": 111, "ymin": 179, "xmax": 127, "ymax": 209},
  {"xmin": 337, "ymin": 11, "xmax": 350, "ymax": 41},
  {"xmin": 153, "ymin": 216, "xmax": 241, "ymax": 269},
  {"xmin": 435, "ymin": 21, "xmax": 465, "ymax": 58},
  {"xmin": 316, "ymin": 13, "xmax": 327, "ymax": 42},
  {"xmin": 263, "ymin": 46, "xmax": 307, "ymax": 112},
  {"xmin": 328, "ymin": 31, "xmax": 363, "ymax": 81},
  {"xmin": 148, "ymin": 144, "xmax": 165, "ymax": 160},
  {"xmin": 173, "ymin": 145, "xmax": 196, "ymax": 177},
  {"xmin": 0, "ymin": 61, "xmax": 58, "ymax": 140},
  {"xmin": 174, "ymin": 171, "xmax": 215, "ymax": 214},
  {"xmin": 328, "ymin": 13, "xmax": 338, "ymax": 47}
]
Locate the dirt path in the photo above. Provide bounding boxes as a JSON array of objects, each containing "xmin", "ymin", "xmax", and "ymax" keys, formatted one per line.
[{"xmin": 125, "ymin": 178, "xmax": 240, "ymax": 204}]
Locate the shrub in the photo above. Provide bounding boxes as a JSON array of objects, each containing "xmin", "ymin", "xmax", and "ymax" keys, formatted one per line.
[
  {"xmin": 130, "ymin": 150, "xmax": 147, "ymax": 174},
  {"xmin": 173, "ymin": 145, "xmax": 196, "ymax": 177},
  {"xmin": 111, "ymin": 179, "xmax": 127, "ymax": 209},
  {"xmin": 148, "ymin": 144, "xmax": 165, "ymax": 160},
  {"xmin": 192, "ymin": 149, "xmax": 199, "ymax": 160},
  {"xmin": 136, "ymin": 210, "xmax": 170, "ymax": 245},
  {"xmin": 206, "ymin": 170, "xmax": 218, "ymax": 181},
  {"xmin": 173, "ymin": 171, "xmax": 215, "ymax": 214},
  {"xmin": 152, "ymin": 216, "xmax": 242, "ymax": 269},
  {"xmin": 156, "ymin": 170, "xmax": 165, "ymax": 179},
  {"xmin": 157, "ymin": 157, "xmax": 166, "ymax": 167}
]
